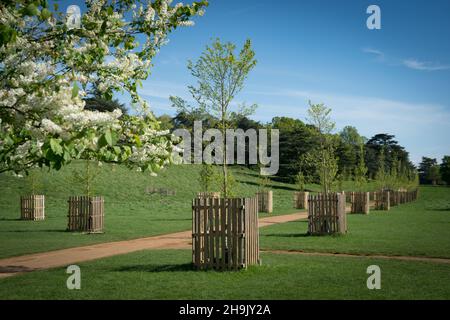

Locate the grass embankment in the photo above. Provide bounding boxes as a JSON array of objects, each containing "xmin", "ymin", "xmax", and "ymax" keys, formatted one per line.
[{"xmin": 0, "ymin": 162, "xmax": 299, "ymax": 259}]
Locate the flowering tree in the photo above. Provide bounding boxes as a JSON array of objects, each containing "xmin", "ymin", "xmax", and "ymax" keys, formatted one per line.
[{"xmin": 0, "ymin": 0, "xmax": 207, "ymax": 174}]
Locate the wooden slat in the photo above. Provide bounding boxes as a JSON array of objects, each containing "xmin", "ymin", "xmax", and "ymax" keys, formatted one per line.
[{"xmin": 192, "ymin": 196, "xmax": 259, "ymax": 271}]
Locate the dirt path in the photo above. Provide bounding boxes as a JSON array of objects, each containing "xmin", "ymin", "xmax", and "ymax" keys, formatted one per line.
[
  {"xmin": 0, "ymin": 212, "xmax": 307, "ymax": 278},
  {"xmin": 263, "ymin": 249, "xmax": 450, "ymax": 264}
]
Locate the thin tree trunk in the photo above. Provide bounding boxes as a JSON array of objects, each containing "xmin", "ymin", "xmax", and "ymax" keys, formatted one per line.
[
  {"xmin": 222, "ymin": 114, "xmax": 227, "ymax": 198},
  {"xmin": 86, "ymin": 160, "xmax": 91, "ymax": 197}
]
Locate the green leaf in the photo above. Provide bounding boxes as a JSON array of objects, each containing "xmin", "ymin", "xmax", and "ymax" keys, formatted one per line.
[
  {"xmin": 104, "ymin": 129, "xmax": 113, "ymax": 146},
  {"xmin": 4, "ymin": 135, "xmax": 14, "ymax": 146},
  {"xmin": 41, "ymin": 8, "xmax": 51, "ymax": 20},
  {"xmin": 49, "ymin": 138, "xmax": 63, "ymax": 155},
  {"xmin": 134, "ymin": 135, "xmax": 142, "ymax": 147},
  {"xmin": 71, "ymin": 83, "xmax": 79, "ymax": 98},
  {"xmin": 113, "ymin": 146, "xmax": 121, "ymax": 155},
  {"xmin": 23, "ymin": 4, "xmax": 39, "ymax": 17}
]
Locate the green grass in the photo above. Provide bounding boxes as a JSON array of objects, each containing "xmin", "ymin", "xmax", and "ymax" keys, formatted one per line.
[
  {"xmin": 0, "ymin": 249, "xmax": 449, "ymax": 299},
  {"xmin": 1, "ymin": 168, "xmax": 449, "ymax": 300},
  {"xmin": 0, "ymin": 162, "xmax": 299, "ymax": 259},
  {"xmin": 260, "ymin": 186, "xmax": 450, "ymax": 258}
]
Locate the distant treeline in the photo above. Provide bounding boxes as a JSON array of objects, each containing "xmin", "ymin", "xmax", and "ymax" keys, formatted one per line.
[
  {"xmin": 418, "ymin": 156, "xmax": 450, "ymax": 186},
  {"xmin": 156, "ymin": 111, "xmax": 420, "ymax": 184},
  {"xmin": 84, "ymin": 96, "xmax": 449, "ymax": 187}
]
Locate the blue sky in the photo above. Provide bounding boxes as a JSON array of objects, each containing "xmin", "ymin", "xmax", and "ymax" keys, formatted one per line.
[{"xmin": 68, "ymin": 0, "xmax": 450, "ymax": 164}]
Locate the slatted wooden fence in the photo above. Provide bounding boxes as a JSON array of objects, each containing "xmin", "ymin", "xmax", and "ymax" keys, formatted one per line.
[
  {"xmin": 256, "ymin": 190, "xmax": 273, "ymax": 213},
  {"xmin": 390, "ymin": 191, "xmax": 399, "ymax": 206},
  {"xmin": 374, "ymin": 190, "xmax": 390, "ymax": 210},
  {"xmin": 192, "ymin": 197, "xmax": 259, "ymax": 270},
  {"xmin": 308, "ymin": 193, "xmax": 347, "ymax": 235},
  {"xmin": 407, "ymin": 189, "xmax": 419, "ymax": 202},
  {"xmin": 293, "ymin": 191, "xmax": 309, "ymax": 210},
  {"xmin": 20, "ymin": 195, "xmax": 45, "ymax": 220},
  {"xmin": 349, "ymin": 192, "xmax": 370, "ymax": 214},
  {"xmin": 67, "ymin": 196, "xmax": 104, "ymax": 233}
]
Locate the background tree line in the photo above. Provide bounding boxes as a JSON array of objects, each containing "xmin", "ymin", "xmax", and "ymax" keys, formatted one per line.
[
  {"xmin": 84, "ymin": 96, "xmax": 450, "ymax": 189},
  {"xmin": 155, "ymin": 108, "xmax": 422, "ymax": 186},
  {"xmin": 418, "ymin": 156, "xmax": 450, "ymax": 186}
]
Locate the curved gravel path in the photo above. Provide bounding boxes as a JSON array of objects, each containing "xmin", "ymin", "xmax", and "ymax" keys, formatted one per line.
[{"xmin": 0, "ymin": 212, "xmax": 307, "ymax": 278}]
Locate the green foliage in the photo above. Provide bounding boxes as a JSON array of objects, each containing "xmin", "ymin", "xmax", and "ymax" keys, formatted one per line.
[
  {"xmin": 306, "ymin": 101, "xmax": 335, "ymax": 135},
  {"xmin": 69, "ymin": 160, "xmax": 101, "ymax": 197},
  {"xmin": 258, "ymin": 174, "xmax": 271, "ymax": 191},
  {"xmin": 295, "ymin": 171, "xmax": 306, "ymax": 191},
  {"xmin": 24, "ymin": 169, "xmax": 44, "ymax": 195},
  {"xmin": 305, "ymin": 102, "xmax": 338, "ymax": 193},
  {"xmin": 353, "ymin": 143, "xmax": 368, "ymax": 191},
  {"xmin": 335, "ymin": 173, "xmax": 345, "ymax": 192},
  {"xmin": 375, "ymin": 148, "xmax": 388, "ymax": 190},
  {"xmin": 440, "ymin": 156, "xmax": 450, "ymax": 185},
  {"xmin": 0, "ymin": 0, "xmax": 208, "ymax": 174},
  {"xmin": 365, "ymin": 134, "xmax": 414, "ymax": 180},
  {"xmin": 272, "ymin": 117, "xmax": 316, "ymax": 182},
  {"xmin": 84, "ymin": 96, "xmax": 128, "ymax": 115},
  {"xmin": 303, "ymin": 144, "xmax": 339, "ymax": 194},
  {"xmin": 156, "ymin": 114, "xmax": 174, "ymax": 131},
  {"xmin": 428, "ymin": 165, "xmax": 441, "ymax": 185},
  {"xmin": 173, "ymin": 38, "xmax": 257, "ymax": 197},
  {"xmin": 198, "ymin": 164, "xmax": 215, "ymax": 192}
]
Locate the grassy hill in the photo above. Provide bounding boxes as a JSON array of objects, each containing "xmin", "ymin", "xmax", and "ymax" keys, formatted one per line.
[{"xmin": 0, "ymin": 162, "xmax": 301, "ymax": 258}]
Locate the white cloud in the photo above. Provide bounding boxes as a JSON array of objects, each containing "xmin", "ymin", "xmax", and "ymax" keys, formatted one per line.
[
  {"xmin": 135, "ymin": 79, "xmax": 450, "ymax": 164},
  {"xmin": 247, "ymin": 87, "xmax": 450, "ymax": 164},
  {"xmin": 362, "ymin": 47, "xmax": 385, "ymax": 61},
  {"xmin": 402, "ymin": 59, "xmax": 450, "ymax": 71},
  {"xmin": 138, "ymin": 80, "xmax": 188, "ymax": 100},
  {"xmin": 363, "ymin": 48, "xmax": 450, "ymax": 72}
]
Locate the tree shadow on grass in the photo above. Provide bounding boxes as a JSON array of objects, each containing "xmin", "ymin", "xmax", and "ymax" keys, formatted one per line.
[
  {"xmin": 0, "ymin": 229, "xmax": 67, "ymax": 233},
  {"xmin": 262, "ymin": 233, "xmax": 309, "ymax": 238},
  {"xmin": 235, "ymin": 179, "xmax": 298, "ymax": 191},
  {"xmin": 116, "ymin": 263, "xmax": 193, "ymax": 273},
  {"xmin": 0, "ymin": 218, "xmax": 22, "ymax": 221},
  {"xmin": 0, "ymin": 265, "xmax": 36, "ymax": 273},
  {"xmin": 149, "ymin": 218, "xmax": 191, "ymax": 222},
  {"xmin": 429, "ymin": 207, "xmax": 450, "ymax": 212}
]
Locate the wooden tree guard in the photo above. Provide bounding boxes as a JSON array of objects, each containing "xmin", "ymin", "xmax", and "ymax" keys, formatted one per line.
[
  {"xmin": 20, "ymin": 195, "xmax": 45, "ymax": 220},
  {"xmin": 197, "ymin": 192, "xmax": 221, "ymax": 199},
  {"xmin": 400, "ymin": 191, "xmax": 407, "ymax": 204},
  {"xmin": 308, "ymin": 193, "xmax": 347, "ymax": 235},
  {"xmin": 256, "ymin": 190, "xmax": 273, "ymax": 213},
  {"xmin": 390, "ymin": 191, "xmax": 400, "ymax": 206},
  {"xmin": 379, "ymin": 189, "xmax": 417, "ymax": 208},
  {"xmin": 67, "ymin": 196, "xmax": 104, "ymax": 233},
  {"xmin": 192, "ymin": 197, "xmax": 259, "ymax": 270},
  {"xmin": 350, "ymin": 192, "xmax": 370, "ymax": 214},
  {"xmin": 374, "ymin": 190, "xmax": 390, "ymax": 211},
  {"xmin": 409, "ymin": 189, "xmax": 418, "ymax": 202},
  {"xmin": 293, "ymin": 191, "xmax": 309, "ymax": 210}
]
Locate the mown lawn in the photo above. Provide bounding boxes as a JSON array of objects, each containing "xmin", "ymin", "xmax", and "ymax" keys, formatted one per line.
[
  {"xmin": 260, "ymin": 186, "xmax": 450, "ymax": 258},
  {"xmin": 0, "ymin": 162, "xmax": 300, "ymax": 259},
  {"xmin": 0, "ymin": 249, "xmax": 449, "ymax": 299}
]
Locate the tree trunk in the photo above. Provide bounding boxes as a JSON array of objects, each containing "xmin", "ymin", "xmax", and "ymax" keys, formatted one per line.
[{"xmin": 222, "ymin": 115, "xmax": 228, "ymax": 198}]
